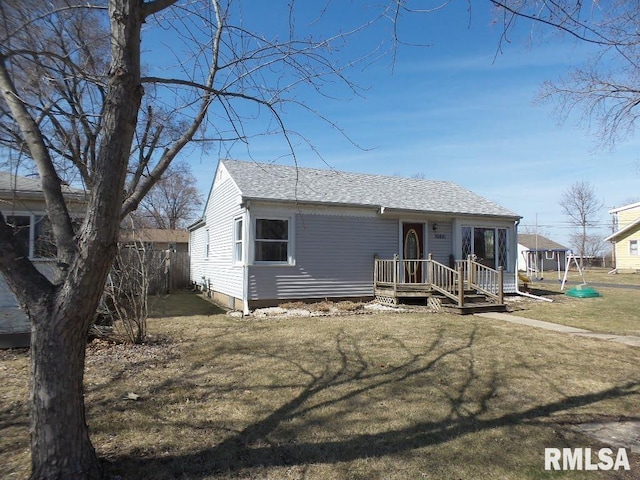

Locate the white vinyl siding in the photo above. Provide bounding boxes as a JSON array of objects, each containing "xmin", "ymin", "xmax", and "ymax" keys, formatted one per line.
[{"xmin": 189, "ymin": 164, "xmax": 244, "ymax": 299}]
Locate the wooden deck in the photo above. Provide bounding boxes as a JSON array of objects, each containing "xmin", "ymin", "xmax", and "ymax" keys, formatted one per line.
[{"xmin": 374, "ymin": 255, "xmax": 508, "ymax": 314}]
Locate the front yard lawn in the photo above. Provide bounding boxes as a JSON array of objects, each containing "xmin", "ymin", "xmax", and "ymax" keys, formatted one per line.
[
  {"xmin": 512, "ymin": 280, "xmax": 640, "ymax": 337},
  {"xmin": 1, "ymin": 302, "xmax": 638, "ymax": 479}
]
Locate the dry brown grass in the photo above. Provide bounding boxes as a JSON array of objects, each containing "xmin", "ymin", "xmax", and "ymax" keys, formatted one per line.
[
  {"xmin": 581, "ymin": 268, "xmax": 640, "ymax": 286},
  {"xmin": 512, "ymin": 277, "xmax": 640, "ymax": 336},
  {"xmin": 1, "ymin": 295, "xmax": 638, "ymax": 479},
  {"xmin": 531, "ymin": 267, "xmax": 639, "ymax": 286}
]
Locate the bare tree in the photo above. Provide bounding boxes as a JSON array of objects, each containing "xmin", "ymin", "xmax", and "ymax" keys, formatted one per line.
[
  {"xmin": 490, "ymin": 0, "xmax": 640, "ymax": 147},
  {"xmin": 138, "ymin": 161, "xmax": 203, "ymax": 229},
  {"xmin": 560, "ymin": 181, "xmax": 603, "ymax": 268},
  {"xmin": 0, "ymin": 1, "xmax": 406, "ymax": 477},
  {"xmin": 582, "ymin": 233, "xmax": 607, "ymax": 267}
]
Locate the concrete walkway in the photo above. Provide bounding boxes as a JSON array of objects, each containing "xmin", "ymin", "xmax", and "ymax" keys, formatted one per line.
[
  {"xmin": 475, "ymin": 312, "xmax": 640, "ymax": 347},
  {"xmin": 476, "ymin": 311, "xmax": 640, "ymax": 456}
]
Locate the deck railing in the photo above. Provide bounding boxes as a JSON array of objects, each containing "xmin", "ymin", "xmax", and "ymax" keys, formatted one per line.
[
  {"xmin": 374, "ymin": 254, "xmax": 504, "ymax": 306},
  {"xmin": 455, "ymin": 256, "xmax": 504, "ymax": 304}
]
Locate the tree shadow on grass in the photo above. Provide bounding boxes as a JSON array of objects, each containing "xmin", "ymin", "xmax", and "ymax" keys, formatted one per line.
[
  {"xmin": 148, "ymin": 291, "xmax": 226, "ymax": 318},
  {"xmin": 101, "ymin": 326, "xmax": 640, "ymax": 479}
]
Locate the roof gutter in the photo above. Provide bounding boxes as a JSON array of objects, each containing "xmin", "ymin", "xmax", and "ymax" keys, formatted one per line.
[
  {"xmin": 379, "ymin": 205, "xmax": 521, "ymax": 221},
  {"xmin": 604, "ymin": 217, "xmax": 640, "ymax": 242},
  {"xmin": 187, "ymin": 217, "xmax": 206, "ymax": 231}
]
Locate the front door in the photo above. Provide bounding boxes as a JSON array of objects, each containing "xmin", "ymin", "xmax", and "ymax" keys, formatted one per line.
[{"xmin": 403, "ymin": 223, "xmax": 424, "ymax": 283}]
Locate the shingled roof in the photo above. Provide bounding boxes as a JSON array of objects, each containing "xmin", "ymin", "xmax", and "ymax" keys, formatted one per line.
[
  {"xmin": 0, "ymin": 171, "xmax": 86, "ymax": 200},
  {"xmin": 222, "ymin": 160, "xmax": 519, "ymax": 218},
  {"xmin": 518, "ymin": 234, "xmax": 568, "ymax": 251}
]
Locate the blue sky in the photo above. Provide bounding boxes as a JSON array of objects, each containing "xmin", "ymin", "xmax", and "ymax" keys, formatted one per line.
[{"xmin": 176, "ymin": 2, "xmax": 638, "ymax": 247}]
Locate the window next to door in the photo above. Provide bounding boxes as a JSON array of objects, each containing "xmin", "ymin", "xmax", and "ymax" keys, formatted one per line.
[{"xmin": 461, "ymin": 226, "xmax": 508, "ymax": 269}]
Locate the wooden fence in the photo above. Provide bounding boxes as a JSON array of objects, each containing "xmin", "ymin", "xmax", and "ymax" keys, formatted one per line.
[{"xmin": 114, "ymin": 249, "xmax": 190, "ymax": 295}]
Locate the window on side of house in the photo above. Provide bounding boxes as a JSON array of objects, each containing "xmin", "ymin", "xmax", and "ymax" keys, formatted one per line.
[
  {"xmin": 205, "ymin": 229, "xmax": 210, "ymax": 258},
  {"xmin": 254, "ymin": 218, "xmax": 289, "ymax": 263},
  {"xmin": 5, "ymin": 215, "xmax": 31, "ymax": 256},
  {"xmin": 233, "ymin": 217, "xmax": 243, "ymax": 263},
  {"xmin": 5, "ymin": 214, "xmax": 57, "ymax": 259},
  {"xmin": 33, "ymin": 215, "xmax": 56, "ymax": 258},
  {"xmin": 630, "ymin": 239, "xmax": 639, "ymax": 256}
]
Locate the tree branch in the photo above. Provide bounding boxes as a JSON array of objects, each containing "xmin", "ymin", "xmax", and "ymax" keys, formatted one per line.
[{"xmin": 0, "ymin": 57, "xmax": 77, "ymax": 273}]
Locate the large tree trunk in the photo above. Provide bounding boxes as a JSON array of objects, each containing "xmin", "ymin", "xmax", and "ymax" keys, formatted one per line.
[
  {"xmin": 26, "ymin": 0, "xmax": 144, "ymax": 476},
  {"xmin": 28, "ymin": 223, "xmax": 126, "ymax": 479},
  {"xmin": 29, "ymin": 302, "xmax": 101, "ymax": 480}
]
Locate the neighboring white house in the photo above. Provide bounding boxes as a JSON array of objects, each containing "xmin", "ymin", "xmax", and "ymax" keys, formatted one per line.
[
  {"xmin": 189, "ymin": 159, "xmax": 521, "ymax": 313},
  {"xmin": 0, "ymin": 172, "xmax": 86, "ymax": 347},
  {"xmin": 517, "ymin": 234, "xmax": 570, "ymax": 277}
]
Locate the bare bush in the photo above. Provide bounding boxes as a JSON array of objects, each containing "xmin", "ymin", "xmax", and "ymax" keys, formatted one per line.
[{"xmin": 104, "ymin": 244, "xmax": 149, "ymax": 345}]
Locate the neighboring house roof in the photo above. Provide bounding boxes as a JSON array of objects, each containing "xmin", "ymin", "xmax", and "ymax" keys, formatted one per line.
[
  {"xmin": 608, "ymin": 201, "xmax": 640, "ymax": 214},
  {"xmin": 604, "ymin": 201, "xmax": 640, "ymax": 242},
  {"xmin": 518, "ymin": 234, "xmax": 568, "ymax": 251},
  {"xmin": 0, "ymin": 171, "xmax": 86, "ymax": 201},
  {"xmin": 604, "ymin": 217, "xmax": 640, "ymax": 242},
  {"xmin": 121, "ymin": 228, "xmax": 189, "ymax": 244},
  {"xmin": 220, "ymin": 159, "xmax": 520, "ymax": 218}
]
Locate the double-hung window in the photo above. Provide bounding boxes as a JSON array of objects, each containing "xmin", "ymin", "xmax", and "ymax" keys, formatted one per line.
[
  {"xmin": 630, "ymin": 239, "xmax": 639, "ymax": 256},
  {"xmin": 233, "ymin": 217, "xmax": 243, "ymax": 263},
  {"xmin": 4, "ymin": 214, "xmax": 56, "ymax": 259},
  {"xmin": 254, "ymin": 218, "xmax": 289, "ymax": 263}
]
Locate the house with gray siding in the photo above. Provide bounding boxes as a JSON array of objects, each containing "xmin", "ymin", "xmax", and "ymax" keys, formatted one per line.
[
  {"xmin": 0, "ymin": 172, "xmax": 86, "ymax": 347},
  {"xmin": 189, "ymin": 159, "xmax": 521, "ymax": 313},
  {"xmin": 517, "ymin": 233, "xmax": 569, "ymax": 276}
]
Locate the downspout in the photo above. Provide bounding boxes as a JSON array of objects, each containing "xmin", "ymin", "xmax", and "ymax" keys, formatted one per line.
[
  {"xmin": 243, "ymin": 266, "xmax": 250, "ymax": 314},
  {"xmin": 243, "ymin": 201, "xmax": 251, "ymax": 315},
  {"xmin": 515, "ymin": 278, "xmax": 553, "ymax": 302},
  {"xmin": 513, "ymin": 219, "xmax": 553, "ymax": 302}
]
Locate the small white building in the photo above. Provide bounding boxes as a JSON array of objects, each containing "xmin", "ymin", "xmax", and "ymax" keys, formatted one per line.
[
  {"xmin": 189, "ymin": 160, "xmax": 521, "ymax": 313},
  {"xmin": 517, "ymin": 234, "xmax": 570, "ymax": 277}
]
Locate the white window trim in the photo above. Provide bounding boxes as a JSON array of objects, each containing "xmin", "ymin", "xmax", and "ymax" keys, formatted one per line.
[
  {"xmin": 630, "ymin": 239, "xmax": 639, "ymax": 256},
  {"xmin": 251, "ymin": 215, "xmax": 295, "ymax": 266},
  {"xmin": 205, "ymin": 228, "xmax": 210, "ymax": 259},
  {"xmin": 233, "ymin": 216, "xmax": 244, "ymax": 265}
]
